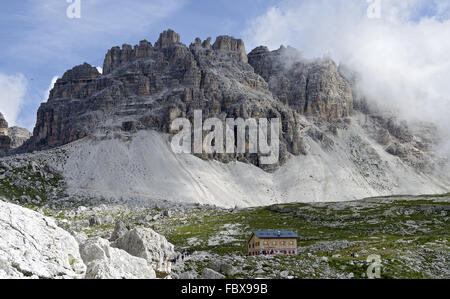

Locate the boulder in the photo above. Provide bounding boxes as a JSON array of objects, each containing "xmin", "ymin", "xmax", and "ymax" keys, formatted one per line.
[
  {"xmin": 209, "ymin": 260, "xmax": 223, "ymax": 272},
  {"xmin": 0, "ymin": 199, "xmax": 85, "ymax": 279},
  {"xmin": 112, "ymin": 227, "xmax": 175, "ymax": 274},
  {"xmin": 110, "ymin": 221, "xmax": 128, "ymax": 241},
  {"xmin": 72, "ymin": 231, "xmax": 89, "ymax": 244},
  {"xmin": 80, "ymin": 237, "xmax": 156, "ymax": 279},
  {"xmin": 89, "ymin": 215, "xmax": 102, "ymax": 226},
  {"xmin": 208, "ymin": 260, "xmax": 237, "ymax": 276},
  {"xmin": 221, "ymin": 263, "xmax": 238, "ymax": 276},
  {"xmin": 80, "ymin": 237, "xmax": 111, "ymax": 264},
  {"xmin": 201, "ymin": 268, "xmax": 225, "ymax": 279}
]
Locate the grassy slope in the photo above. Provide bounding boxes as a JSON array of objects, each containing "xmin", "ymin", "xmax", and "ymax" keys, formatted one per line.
[{"xmin": 159, "ymin": 194, "xmax": 449, "ymax": 279}]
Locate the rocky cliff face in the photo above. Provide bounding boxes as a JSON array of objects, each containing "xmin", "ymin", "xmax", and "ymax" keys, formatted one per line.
[
  {"xmin": 19, "ymin": 29, "xmax": 444, "ymax": 178},
  {"xmin": 0, "ymin": 113, "xmax": 11, "ymax": 155},
  {"xmin": 24, "ymin": 30, "xmax": 342, "ymax": 169},
  {"xmin": 0, "ymin": 113, "xmax": 32, "ymax": 155},
  {"xmin": 248, "ymin": 46, "xmax": 353, "ymax": 120},
  {"xmin": 8, "ymin": 126, "xmax": 32, "ymax": 149},
  {"xmin": 21, "ymin": 29, "xmax": 355, "ymax": 169}
]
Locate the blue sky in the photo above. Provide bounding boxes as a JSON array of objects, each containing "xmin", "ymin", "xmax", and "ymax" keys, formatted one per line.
[
  {"xmin": 0, "ymin": 0, "xmax": 279, "ymax": 129},
  {"xmin": 0, "ymin": 0, "xmax": 449, "ymax": 133}
]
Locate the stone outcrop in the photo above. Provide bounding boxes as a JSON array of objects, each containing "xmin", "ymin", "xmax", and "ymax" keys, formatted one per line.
[
  {"xmin": 212, "ymin": 35, "xmax": 248, "ymax": 63},
  {"xmin": 112, "ymin": 227, "xmax": 175, "ymax": 274},
  {"xmin": 248, "ymin": 46, "xmax": 353, "ymax": 120},
  {"xmin": 0, "ymin": 199, "xmax": 85, "ymax": 279},
  {"xmin": 110, "ymin": 221, "xmax": 129, "ymax": 241},
  {"xmin": 155, "ymin": 29, "xmax": 181, "ymax": 49},
  {"xmin": 201, "ymin": 268, "xmax": 225, "ymax": 279},
  {"xmin": 80, "ymin": 237, "xmax": 156, "ymax": 279}
]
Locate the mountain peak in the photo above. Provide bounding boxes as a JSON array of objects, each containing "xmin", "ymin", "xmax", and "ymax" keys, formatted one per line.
[
  {"xmin": 212, "ymin": 35, "xmax": 248, "ymax": 63},
  {"xmin": 155, "ymin": 29, "xmax": 181, "ymax": 49}
]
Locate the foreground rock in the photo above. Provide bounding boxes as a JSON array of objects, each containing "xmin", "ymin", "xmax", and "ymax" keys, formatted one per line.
[
  {"xmin": 110, "ymin": 221, "xmax": 128, "ymax": 241},
  {"xmin": 112, "ymin": 227, "xmax": 175, "ymax": 274},
  {"xmin": 201, "ymin": 268, "xmax": 225, "ymax": 279},
  {"xmin": 0, "ymin": 199, "xmax": 85, "ymax": 279},
  {"xmin": 80, "ymin": 237, "xmax": 156, "ymax": 279}
]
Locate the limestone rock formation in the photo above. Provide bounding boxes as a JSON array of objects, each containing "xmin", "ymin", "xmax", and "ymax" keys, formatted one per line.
[
  {"xmin": 248, "ymin": 46, "xmax": 353, "ymax": 120},
  {"xmin": 112, "ymin": 227, "xmax": 175, "ymax": 274},
  {"xmin": 8, "ymin": 126, "xmax": 31, "ymax": 149},
  {"xmin": 212, "ymin": 35, "xmax": 248, "ymax": 63},
  {"xmin": 20, "ymin": 29, "xmax": 439, "ymax": 178},
  {"xmin": 110, "ymin": 221, "xmax": 129, "ymax": 241},
  {"xmin": 0, "ymin": 113, "xmax": 11, "ymax": 156},
  {"xmin": 22, "ymin": 29, "xmax": 355, "ymax": 168},
  {"xmin": 201, "ymin": 268, "xmax": 225, "ymax": 279},
  {"xmin": 155, "ymin": 29, "xmax": 181, "ymax": 49},
  {"xmin": 0, "ymin": 113, "xmax": 31, "ymax": 154},
  {"xmin": 80, "ymin": 237, "xmax": 156, "ymax": 279},
  {"xmin": 0, "ymin": 199, "xmax": 85, "ymax": 279}
]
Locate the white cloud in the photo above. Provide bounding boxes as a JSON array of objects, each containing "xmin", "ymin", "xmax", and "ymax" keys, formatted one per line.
[
  {"xmin": 243, "ymin": 0, "xmax": 450, "ymax": 139},
  {"xmin": 43, "ymin": 76, "xmax": 59, "ymax": 102},
  {"xmin": 0, "ymin": 73, "xmax": 27, "ymax": 126}
]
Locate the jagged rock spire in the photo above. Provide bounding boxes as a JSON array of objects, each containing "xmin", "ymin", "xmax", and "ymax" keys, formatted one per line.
[
  {"xmin": 212, "ymin": 36, "xmax": 248, "ymax": 63},
  {"xmin": 155, "ymin": 29, "xmax": 180, "ymax": 49},
  {"xmin": 60, "ymin": 63, "xmax": 100, "ymax": 81}
]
